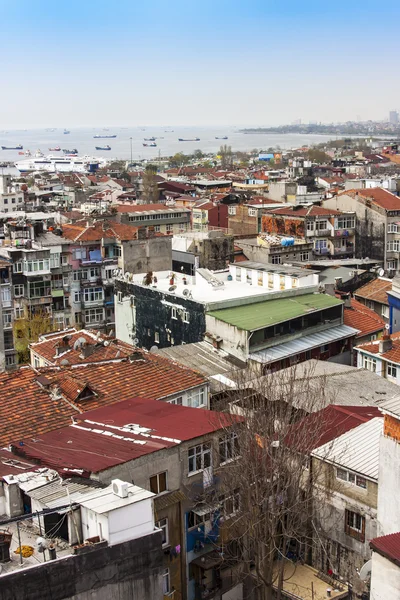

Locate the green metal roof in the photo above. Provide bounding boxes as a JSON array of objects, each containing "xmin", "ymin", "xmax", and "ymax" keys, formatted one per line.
[{"xmin": 207, "ymin": 293, "xmax": 342, "ymax": 331}]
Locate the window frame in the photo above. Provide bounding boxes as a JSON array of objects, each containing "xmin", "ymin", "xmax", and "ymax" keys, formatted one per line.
[
  {"xmin": 162, "ymin": 568, "xmax": 171, "ymax": 595},
  {"xmin": 188, "ymin": 442, "xmax": 211, "ymax": 474},
  {"xmin": 387, "ymin": 361, "xmax": 397, "ymax": 379},
  {"xmin": 219, "ymin": 431, "xmax": 239, "ymax": 465},
  {"xmin": 345, "ymin": 509, "xmax": 365, "ymax": 542},
  {"xmin": 150, "ymin": 471, "xmax": 168, "ymax": 495},
  {"xmin": 155, "ymin": 517, "xmax": 169, "ymax": 547},
  {"xmin": 363, "ymin": 354, "xmax": 377, "ymax": 373}
]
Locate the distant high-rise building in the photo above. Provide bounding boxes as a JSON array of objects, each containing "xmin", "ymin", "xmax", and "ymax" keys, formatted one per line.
[{"xmin": 389, "ymin": 110, "xmax": 399, "ymax": 124}]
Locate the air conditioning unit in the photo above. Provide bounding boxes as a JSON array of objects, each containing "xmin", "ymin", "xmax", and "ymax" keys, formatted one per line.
[{"xmin": 112, "ymin": 479, "xmax": 129, "ymax": 498}]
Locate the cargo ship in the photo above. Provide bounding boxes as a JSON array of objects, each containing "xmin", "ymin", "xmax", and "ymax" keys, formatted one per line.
[
  {"xmin": 143, "ymin": 143, "xmax": 157, "ymax": 147},
  {"xmin": 95, "ymin": 145, "xmax": 111, "ymax": 150},
  {"xmin": 215, "ymin": 136, "xmax": 228, "ymax": 140},
  {"xmin": 62, "ymin": 148, "xmax": 78, "ymax": 155},
  {"xmin": 93, "ymin": 134, "xmax": 117, "ymax": 139},
  {"xmin": 1, "ymin": 144, "xmax": 23, "ymax": 150},
  {"xmin": 144, "ymin": 137, "xmax": 156, "ymax": 141},
  {"xmin": 178, "ymin": 138, "xmax": 200, "ymax": 142}
]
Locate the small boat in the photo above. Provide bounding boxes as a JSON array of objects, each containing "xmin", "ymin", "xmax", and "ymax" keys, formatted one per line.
[
  {"xmin": 95, "ymin": 145, "xmax": 111, "ymax": 151},
  {"xmin": 144, "ymin": 137, "xmax": 156, "ymax": 142},
  {"xmin": 178, "ymin": 138, "xmax": 200, "ymax": 142},
  {"xmin": 215, "ymin": 136, "xmax": 228, "ymax": 140},
  {"xmin": 35, "ymin": 150, "xmax": 44, "ymax": 157},
  {"xmin": 48, "ymin": 146, "xmax": 61, "ymax": 151},
  {"xmin": 62, "ymin": 148, "xmax": 78, "ymax": 154},
  {"xmin": 1, "ymin": 144, "xmax": 23, "ymax": 150},
  {"xmin": 143, "ymin": 143, "xmax": 157, "ymax": 147},
  {"xmin": 18, "ymin": 151, "xmax": 24, "ymax": 155},
  {"xmin": 64, "ymin": 129, "xmax": 70, "ymax": 134},
  {"xmin": 164, "ymin": 130, "xmax": 174, "ymax": 133},
  {"xmin": 93, "ymin": 134, "xmax": 117, "ymax": 139}
]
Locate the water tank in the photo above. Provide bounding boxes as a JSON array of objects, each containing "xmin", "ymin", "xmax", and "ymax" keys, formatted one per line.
[{"xmin": 281, "ymin": 237, "xmax": 295, "ymax": 247}]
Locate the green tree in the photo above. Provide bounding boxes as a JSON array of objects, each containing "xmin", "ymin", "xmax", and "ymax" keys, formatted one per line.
[
  {"xmin": 193, "ymin": 149, "xmax": 204, "ymax": 160},
  {"xmin": 13, "ymin": 309, "xmax": 55, "ymax": 364},
  {"xmin": 169, "ymin": 152, "xmax": 190, "ymax": 168},
  {"xmin": 306, "ymin": 148, "xmax": 331, "ymax": 164}
]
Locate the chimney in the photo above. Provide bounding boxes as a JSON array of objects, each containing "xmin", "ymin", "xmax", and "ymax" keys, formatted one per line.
[
  {"xmin": 343, "ymin": 294, "xmax": 352, "ymax": 309},
  {"xmin": 379, "ymin": 331, "xmax": 392, "ymax": 353},
  {"xmin": 56, "ymin": 336, "xmax": 71, "ymax": 355}
]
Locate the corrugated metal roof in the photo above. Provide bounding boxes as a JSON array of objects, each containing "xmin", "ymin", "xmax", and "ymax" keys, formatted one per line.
[
  {"xmin": 378, "ymin": 394, "xmax": 400, "ymax": 418},
  {"xmin": 312, "ymin": 416, "xmax": 383, "ymax": 480},
  {"xmin": 250, "ymin": 324, "xmax": 358, "ymax": 363},
  {"xmin": 370, "ymin": 532, "xmax": 400, "ymax": 565},
  {"xmin": 28, "ymin": 478, "xmax": 104, "ymax": 509}
]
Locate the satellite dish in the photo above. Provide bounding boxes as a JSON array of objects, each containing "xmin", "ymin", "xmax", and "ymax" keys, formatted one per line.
[
  {"xmin": 182, "ymin": 288, "xmax": 190, "ymax": 297},
  {"xmin": 150, "ymin": 345, "xmax": 158, "ymax": 353},
  {"xmin": 359, "ymin": 559, "xmax": 372, "ymax": 581},
  {"xmin": 73, "ymin": 337, "xmax": 87, "ymax": 351},
  {"xmin": 60, "ymin": 359, "xmax": 70, "ymax": 366},
  {"xmin": 379, "ymin": 268, "xmax": 385, "ymax": 277},
  {"xmin": 168, "ymin": 285, "xmax": 177, "ymax": 292},
  {"xmin": 385, "ymin": 323, "xmax": 390, "ymax": 330}
]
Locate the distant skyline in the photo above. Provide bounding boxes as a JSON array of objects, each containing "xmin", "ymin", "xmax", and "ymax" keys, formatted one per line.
[{"xmin": 1, "ymin": 0, "xmax": 400, "ymax": 129}]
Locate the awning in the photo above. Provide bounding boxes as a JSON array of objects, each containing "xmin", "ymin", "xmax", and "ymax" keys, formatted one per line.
[
  {"xmin": 51, "ymin": 290, "xmax": 64, "ymax": 297},
  {"xmin": 250, "ymin": 324, "xmax": 359, "ymax": 364}
]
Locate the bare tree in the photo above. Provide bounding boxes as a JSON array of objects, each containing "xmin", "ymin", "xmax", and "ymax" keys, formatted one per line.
[
  {"xmin": 189, "ymin": 363, "xmax": 338, "ymax": 600},
  {"xmin": 219, "ymin": 145, "xmax": 233, "ymax": 170},
  {"xmin": 141, "ymin": 165, "xmax": 160, "ymax": 203}
]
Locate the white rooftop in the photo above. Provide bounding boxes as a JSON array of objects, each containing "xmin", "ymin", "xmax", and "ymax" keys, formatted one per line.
[
  {"xmin": 312, "ymin": 416, "xmax": 383, "ymax": 480},
  {"xmin": 79, "ymin": 482, "xmax": 154, "ymax": 514}
]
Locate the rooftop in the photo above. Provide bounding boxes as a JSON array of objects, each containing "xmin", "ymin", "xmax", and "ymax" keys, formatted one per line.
[
  {"xmin": 115, "ymin": 203, "xmax": 190, "ymax": 214},
  {"xmin": 312, "ymin": 416, "xmax": 383, "ymax": 480},
  {"xmin": 343, "ymin": 298, "xmax": 386, "ymax": 338},
  {"xmin": 207, "ymin": 293, "xmax": 342, "ymax": 332},
  {"xmin": 15, "ymin": 398, "xmax": 237, "ymax": 474},
  {"xmin": 264, "ymin": 205, "xmax": 342, "ymax": 218},
  {"xmin": 354, "ymin": 277, "xmax": 391, "ymax": 305},
  {"xmin": 370, "ymin": 532, "xmax": 400, "ymax": 566},
  {"xmin": 61, "ymin": 220, "xmax": 139, "ymax": 242},
  {"xmin": 342, "ymin": 187, "xmax": 400, "ymax": 211},
  {"xmin": 79, "ymin": 482, "xmax": 154, "ymax": 513}
]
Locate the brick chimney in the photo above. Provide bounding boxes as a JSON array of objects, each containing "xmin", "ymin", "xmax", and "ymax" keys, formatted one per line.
[{"xmin": 379, "ymin": 331, "xmax": 392, "ymax": 353}]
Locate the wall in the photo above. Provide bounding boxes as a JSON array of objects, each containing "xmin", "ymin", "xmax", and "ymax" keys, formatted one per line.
[
  {"xmin": 261, "ymin": 214, "xmax": 305, "ymax": 238},
  {"xmin": 228, "ymin": 205, "xmax": 258, "ymax": 236},
  {"xmin": 370, "ymin": 551, "xmax": 400, "ymax": 600},
  {"xmin": 0, "ymin": 531, "xmax": 163, "ymax": 600},
  {"xmin": 377, "ymin": 431, "xmax": 400, "ymax": 536},
  {"xmin": 205, "ymin": 315, "xmax": 248, "ymax": 362},
  {"xmin": 235, "ymin": 240, "xmax": 314, "ymax": 266},
  {"xmin": 121, "ymin": 236, "xmax": 172, "ymax": 275}
]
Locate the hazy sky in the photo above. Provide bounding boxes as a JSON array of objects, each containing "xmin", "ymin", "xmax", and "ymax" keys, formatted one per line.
[{"xmin": 1, "ymin": 0, "xmax": 400, "ymax": 128}]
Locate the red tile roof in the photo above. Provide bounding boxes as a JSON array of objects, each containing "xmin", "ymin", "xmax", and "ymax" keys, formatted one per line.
[
  {"xmin": 0, "ymin": 368, "xmax": 79, "ymax": 447},
  {"xmin": 342, "ymin": 188, "xmax": 400, "ymax": 211},
  {"xmin": 285, "ymin": 405, "xmax": 381, "ymax": 453},
  {"xmin": 265, "ymin": 205, "xmax": 341, "ymax": 217},
  {"xmin": 61, "ymin": 220, "xmax": 139, "ymax": 242},
  {"xmin": 30, "ymin": 330, "xmax": 133, "ymax": 366},
  {"xmin": 357, "ymin": 332, "xmax": 400, "ymax": 363},
  {"xmin": 370, "ymin": 532, "xmax": 400, "ymax": 566},
  {"xmin": 354, "ymin": 278, "xmax": 391, "ymax": 305},
  {"xmin": 15, "ymin": 398, "xmax": 238, "ymax": 474},
  {"xmin": 344, "ymin": 298, "xmax": 386, "ymax": 338}
]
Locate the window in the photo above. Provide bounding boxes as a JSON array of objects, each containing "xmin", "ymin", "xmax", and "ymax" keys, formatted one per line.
[
  {"xmin": 13, "ymin": 284, "xmax": 23, "ymax": 298},
  {"xmin": 188, "ymin": 442, "xmax": 211, "ymax": 473},
  {"xmin": 162, "ymin": 568, "xmax": 170, "ymax": 596},
  {"xmin": 336, "ymin": 216, "xmax": 355, "ymax": 229},
  {"xmin": 188, "ymin": 510, "xmax": 211, "ymax": 529},
  {"xmin": 228, "ymin": 206, "xmax": 237, "ymax": 216},
  {"xmin": 117, "ymin": 291, "xmax": 123, "ymax": 303},
  {"xmin": 166, "ymin": 224, "xmax": 173, "ymax": 233},
  {"xmin": 150, "ymin": 471, "xmax": 168, "ymax": 494},
  {"xmin": 74, "ymin": 248, "xmax": 87, "ymax": 260},
  {"xmin": 321, "ymin": 344, "xmax": 330, "ymax": 353},
  {"xmin": 187, "ymin": 388, "xmax": 205, "ymax": 408},
  {"xmin": 315, "ymin": 239, "xmax": 327, "ymax": 249},
  {"xmin": 74, "ymin": 291, "xmax": 81, "ymax": 303},
  {"xmin": 219, "ymin": 432, "xmax": 239, "ymax": 464},
  {"xmin": 156, "ymin": 518, "xmax": 169, "ymax": 547},
  {"xmin": 13, "ymin": 262, "xmax": 22, "ymax": 274},
  {"xmin": 345, "ymin": 509, "xmax": 365, "ymax": 542},
  {"xmin": 367, "ymin": 300, "xmax": 374, "ymax": 310},
  {"xmin": 75, "ymin": 312, "xmax": 82, "ymax": 324},
  {"xmin": 382, "ymin": 305, "xmax": 390, "ymax": 319},
  {"xmin": 336, "ymin": 468, "xmax": 367, "ymax": 488},
  {"xmin": 50, "ymin": 254, "xmax": 60, "ymax": 269},
  {"xmin": 300, "ymin": 251, "xmax": 309, "ymax": 261},
  {"xmin": 219, "ymin": 489, "xmax": 240, "ymax": 518},
  {"xmin": 387, "ymin": 260, "xmax": 397, "ymax": 271},
  {"xmin": 235, "ymin": 267, "xmax": 241, "ymax": 282},
  {"xmin": 15, "ymin": 307, "xmax": 24, "ymax": 319},
  {"xmin": 183, "ymin": 311, "xmax": 189, "ymax": 323},
  {"xmin": 24, "ymin": 258, "xmax": 50, "ymax": 273},
  {"xmin": 154, "ymin": 225, "xmax": 161, "ymax": 232},
  {"xmin": 363, "ymin": 355, "xmax": 377, "ymax": 372},
  {"xmin": 387, "ymin": 362, "xmax": 397, "ymax": 378},
  {"xmin": 28, "ymin": 281, "xmax": 50, "ymax": 298},
  {"xmin": 5, "ymin": 355, "xmax": 15, "ymax": 367},
  {"xmin": 168, "ymin": 396, "xmax": 182, "ymax": 405},
  {"xmin": 84, "ymin": 308, "xmax": 104, "ymax": 324},
  {"xmin": 83, "ymin": 287, "xmax": 103, "ymax": 303},
  {"xmin": 387, "ymin": 240, "xmax": 400, "ymax": 252},
  {"xmin": 3, "ymin": 312, "xmax": 12, "ymax": 328},
  {"xmin": 3, "ymin": 199, "xmax": 7, "ymax": 205},
  {"xmin": 61, "ymin": 254, "xmax": 68, "ymax": 265},
  {"xmin": 315, "ymin": 220, "xmax": 328, "ymax": 231},
  {"xmin": 89, "ymin": 267, "xmax": 100, "ymax": 278},
  {"xmin": 306, "ymin": 221, "xmax": 314, "ymax": 232},
  {"xmin": 271, "ymin": 255, "xmax": 281, "ymax": 265},
  {"xmin": 388, "ymin": 223, "xmax": 399, "ymax": 233},
  {"xmin": 73, "ymin": 269, "xmax": 88, "ymax": 281},
  {"xmin": 248, "ymin": 208, "xmax": 257, "ymax": 217},
  {"xmin": 171, "ymin": 307, "xmax": 177, "ymax": 319}
]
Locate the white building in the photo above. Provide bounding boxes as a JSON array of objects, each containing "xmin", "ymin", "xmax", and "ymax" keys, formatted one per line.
[{"xmin": 0, "ymin": 175, "xmax": 24, "ymax": 213}]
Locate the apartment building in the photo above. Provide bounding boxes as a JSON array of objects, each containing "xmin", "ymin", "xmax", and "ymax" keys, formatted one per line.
[
  {"xmin": 262, "ymin": 205, "xmax": 356, "ymax": 259},
  {"xmin": 115, "ymin": 203, "xmax": 191, "ymax": 235},
  {"xmin": 0, "ymin": 175, "xmax": 25, "ymax": 213}
]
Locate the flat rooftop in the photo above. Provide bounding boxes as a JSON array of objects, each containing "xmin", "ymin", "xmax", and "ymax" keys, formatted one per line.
[{"xmin": 207, "ymin": 293, "xmax": 342, "ymax": 331}]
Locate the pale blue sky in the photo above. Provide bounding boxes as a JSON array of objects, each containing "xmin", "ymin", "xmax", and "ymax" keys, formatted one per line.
[{"xmin": 1, "ymin": 0, "xmax": 399, "ymax": 127}]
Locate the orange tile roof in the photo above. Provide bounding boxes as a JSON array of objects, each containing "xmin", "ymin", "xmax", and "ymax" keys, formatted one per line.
[
  {"xmin": 341, "ymin": 188, "xmax": 400, "ymax": 211},
  {"xmin": 354, "ymin": 278, "xmax": 391, "ymax": 305},
  {"xmin": 0, "ymin": 368, "xmax": 78, "ymax": 446},
  {"xmin": 61, "ymin": 220, "xmax": 139, "ymax": 242},
  {"xmin": 344, "ymin": 299, "xmax": 386, "ymax": 338},
  {"xmin": 30, "ymin": 330, "xmax": 133, "ymax": 366},
  {"xmin": 357, "ymin": 332, "xmax": 400, "ymax": 363}
]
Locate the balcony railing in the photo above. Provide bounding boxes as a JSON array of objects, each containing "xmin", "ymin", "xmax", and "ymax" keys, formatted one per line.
[
  {"xmin": 333, "ymin": 228, "xmax": 355, "ymax": 237},
  {"xmin": 313, "ymin": 247, "xmax": 329, "ymax": 255}
]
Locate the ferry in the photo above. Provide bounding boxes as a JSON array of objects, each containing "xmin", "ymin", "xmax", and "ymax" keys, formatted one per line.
[
  {"xmin": 178, "ymin": 138, "xmax": 200, "ymax": 142},
  {"xmin": 62, "ymin": 148, "xmax": 78, "ymax": 155},
  {"xmin": 95, "ymin": 145, "xmax": 111, "ymax": 150},
  {"xmin": 1, "ymin": 144, "xmax": 23, "ymax": 150},
  {"xmin": 215, "ymin": 136, "xmax": 228, "ymax": 140},
  {"xmin": 143, "ymin": 143, "xmax": 157, "ymax": 147},
  {"xmin": 48, "ymin": 146, "xmax": 61, "ymax": 151},
  {"xmin": 93, "ymin": 134, "xmax": 117, "ymax": 139},
  {"xmin": 15, "ymin": 155, "xmax": 107, "ymax": 174}
]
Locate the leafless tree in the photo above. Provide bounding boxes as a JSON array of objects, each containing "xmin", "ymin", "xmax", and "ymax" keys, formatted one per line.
[{"xmin": 190, "ymin": 363, "xmax": 341, "ymax": 600}]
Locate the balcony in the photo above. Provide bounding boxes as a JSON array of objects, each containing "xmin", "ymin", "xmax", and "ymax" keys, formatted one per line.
[
  {"xmin": 314, "ymin": 228, "xmax": 331, "ymax": 237},
  {"xmin": 82, "ymin": 299, "xmax": 104, "ymax": 309},
  {"xmin": 332, "ymin": 246, "xmax": 354, "ymax": 255},
  {"xmin": 313, "ymin": 247, "xmax": 329, "ymax": 255},
  {"xmin": 333, "ymin": 228, "xmax": 355, "ymax": 238}
]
